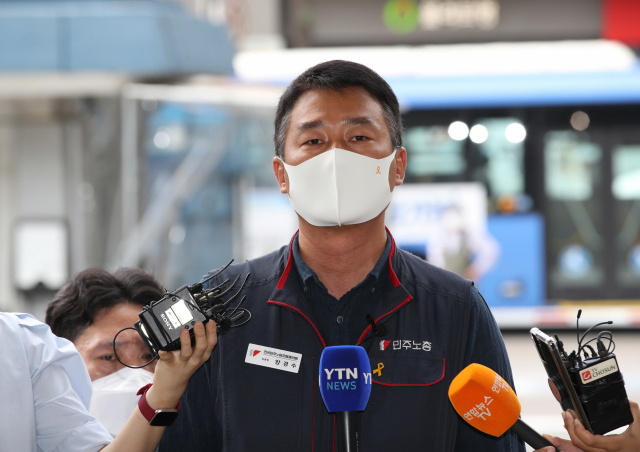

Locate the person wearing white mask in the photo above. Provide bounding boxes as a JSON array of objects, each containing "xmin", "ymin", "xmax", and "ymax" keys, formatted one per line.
[
  {"xmin": 89, "ymin": 366, "xmax": 154, "ymax": 437},
  {"xmin": 46, "ymin": 268, "xmax": 164, "ymax": 435},
  {"xmin": 159, "ymin": 60, "xmax": 522, "ymax": 452}
]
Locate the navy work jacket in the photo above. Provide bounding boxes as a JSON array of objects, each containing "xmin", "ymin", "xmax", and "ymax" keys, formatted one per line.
[{"xmin": 160, "ymin": 232, "xmax": 513, "ymax": 451}]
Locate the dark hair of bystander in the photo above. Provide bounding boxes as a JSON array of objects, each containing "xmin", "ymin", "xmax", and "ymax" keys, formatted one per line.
[{"xmin": 45, "ymin": 268, "xmax": 164, "ymax": 342}]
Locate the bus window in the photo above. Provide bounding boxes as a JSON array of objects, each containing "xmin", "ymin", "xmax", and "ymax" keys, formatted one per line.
[
  {"xmin": 403, "ymin": 125, "xmax": 465, "ymax": 180},
  {"xmin": 472, "ymin": 118, "xmax": 525, "ymax": 201},
  {"xmin": 544, "ymin": 130, "xmax": 605, "ymax": 293},
  {"xmin": 612, "ymin": 145, "xmax": 640, "ymax": 288}
]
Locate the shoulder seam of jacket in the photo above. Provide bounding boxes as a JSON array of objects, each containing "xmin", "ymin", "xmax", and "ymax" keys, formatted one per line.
[
  {"xmin": 400, "ymin": 276, "xmax": 468, "ymax": 302},
  {"xmin": 244, "ymin": 272, "xmax": 281, "ymax": 288},
  {"xmin": 394, "ymin": 248, "xmax": 471, "ymax": 302}
]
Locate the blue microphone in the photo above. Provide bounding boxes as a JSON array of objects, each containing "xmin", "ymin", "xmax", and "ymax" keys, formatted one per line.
[{"xmin": 319, "ymin": 346, "xmax": 372, "ymax": 452}]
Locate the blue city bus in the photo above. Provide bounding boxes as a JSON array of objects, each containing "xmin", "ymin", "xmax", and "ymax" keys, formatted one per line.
[{"xmin": 388, "ymin": 65, "xmax": 640, "ymax": 303}]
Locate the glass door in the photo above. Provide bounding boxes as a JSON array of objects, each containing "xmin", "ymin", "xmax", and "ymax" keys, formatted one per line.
[
  {"xmin": 611, "ymin": 133, "xmax": 640, "ymax": 297},
  {"xmin": 544, "ymin": 126, "xmax": 640, "ymax": 300},
  {"xmin": 543, "ymin": 129, "xmax": 607, "ymax": 299}
]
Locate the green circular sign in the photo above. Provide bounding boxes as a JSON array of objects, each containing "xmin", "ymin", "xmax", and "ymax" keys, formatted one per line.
[{"xmin": 383, "ymin": 0, "xmax": 419, "ymax": 35}]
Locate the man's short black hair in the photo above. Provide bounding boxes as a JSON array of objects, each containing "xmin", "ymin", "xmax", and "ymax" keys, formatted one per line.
[
  {"xmin": 45, "ymin": 268, "xmax": 164, "ymax": 343},
  {"xmin": 274, "ymin": 60, "xmax": 403, "ymax": 159}
]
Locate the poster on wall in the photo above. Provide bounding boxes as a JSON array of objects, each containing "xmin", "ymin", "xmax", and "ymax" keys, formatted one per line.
[
  {"xmin": 385, "ymin": 182, "xmax": 499, "ymax": 284},
  {"xmin": 242, "ymin": 183, "xmax": 498, "ymax": 284}
]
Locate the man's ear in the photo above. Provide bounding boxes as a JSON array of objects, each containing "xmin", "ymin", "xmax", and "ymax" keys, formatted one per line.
[
  {"xmin": 394, "ymin": 147, "xmax": 407, "ymax": 187},
  {"xmin": 273, "ymin": 156, "xmax": 289, "ymax": 194}
]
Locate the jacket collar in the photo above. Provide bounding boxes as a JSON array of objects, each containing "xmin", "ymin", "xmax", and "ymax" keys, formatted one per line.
[
  {"xmin": 275, "ymin": 227, "xmax": 402, "ymax": 289},
  {"xmin": 268, "ymin": 228, "xmax": 413, "ymax": 348}
]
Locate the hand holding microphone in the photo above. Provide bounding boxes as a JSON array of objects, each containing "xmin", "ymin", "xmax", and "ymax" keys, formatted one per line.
[
  {"xmin": 319, "ymin": 346, "xmax": 372, "ymax": 452},
  {"xmin": 449, "ymin": 363, "xmax": 557, "ymax": 451},
  {"xmin": 537, "ymin": 402, "xmax": 640, "ymax": 452}
]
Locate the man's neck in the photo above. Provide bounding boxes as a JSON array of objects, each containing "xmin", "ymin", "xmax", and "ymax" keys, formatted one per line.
[{"xmin": 297, "ymin": 213, "xmax": 388, "ymax": 300}]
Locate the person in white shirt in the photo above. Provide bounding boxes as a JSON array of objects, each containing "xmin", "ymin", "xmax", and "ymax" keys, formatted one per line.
[{"xmin": 0, "ymin": 311, "xmax": 215, "ymax": 452}]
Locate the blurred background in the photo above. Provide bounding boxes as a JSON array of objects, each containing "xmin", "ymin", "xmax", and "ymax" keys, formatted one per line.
[{"xmin": 1, "ymin": 0, "xmax": 639, "ymax": 447}]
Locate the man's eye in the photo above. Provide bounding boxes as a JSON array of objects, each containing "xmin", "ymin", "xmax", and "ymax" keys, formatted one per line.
[
  {"xmin": 101, "ymin": 355, "xmax": 116, "ymax": 361},
  {"xmin": 351, "ymin": 136, "xmax": 367, "ymax": 142},
  {"xmin": 305, "ymin": 139, "xmax": 323, "ymax": 145}
]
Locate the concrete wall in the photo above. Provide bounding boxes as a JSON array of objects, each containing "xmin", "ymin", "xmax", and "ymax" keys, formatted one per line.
[{"xmin": 0, "ymin": 98, "xmax": 122, "ymax": 319}]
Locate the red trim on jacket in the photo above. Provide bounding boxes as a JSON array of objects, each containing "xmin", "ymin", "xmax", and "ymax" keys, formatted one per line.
[
  {"xmin": 332, "ymin": 415, "xmax": 336, "ymax": 452},
  {"xmin": 267, "ymin": 300, "xmax": 327, "ymax": 348},
  {"xmin": 356, "ymin": 294, "xmax": 413, "ymax": 345},
  {"xmin": 372, "ymin": 359, "xmax": 446, "ymax": 387},
  {"xmin": 385, "ymin": 227, "xmax": 401, "ymax": 288},
  {"xmin": 275, "ymin": 231, "xmax": 298, "ymax": 290}
]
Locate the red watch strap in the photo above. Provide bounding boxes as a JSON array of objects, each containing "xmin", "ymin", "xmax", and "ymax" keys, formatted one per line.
[
  {"xmin": 137, "ymin": 383, "xmax": 181, "ymax": 423},
  {"xmin": 137, "ymin": 383, "xmax": 153, "ymax": 397}
]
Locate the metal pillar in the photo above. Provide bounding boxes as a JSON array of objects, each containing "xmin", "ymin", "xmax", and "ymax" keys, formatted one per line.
[
  {"xmin": 119, "ymin": 97, "xmax": 140, "ymax": 266},
  {"xmin": 0, "ymin": 102, "xmax": 19, "ymax": 310}
]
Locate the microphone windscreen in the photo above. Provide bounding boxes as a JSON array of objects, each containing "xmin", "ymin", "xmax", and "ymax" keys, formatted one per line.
[
  {"xmin": 448, "ymin": 363, "xmax": 521, "ymax": 437},
  {"xmin": 319, "ymin": 346, "xmax": 372, "ymax": 412}
]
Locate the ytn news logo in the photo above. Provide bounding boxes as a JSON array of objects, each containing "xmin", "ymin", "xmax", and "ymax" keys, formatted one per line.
[{"xmin": 324, "ymin": 368, "xmax": 372, "ymax": 390}]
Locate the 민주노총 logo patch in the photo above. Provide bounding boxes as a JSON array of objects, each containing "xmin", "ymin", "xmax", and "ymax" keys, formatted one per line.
[{"xmin": 380, "ymin": 339, "xmax": 432, "ymax": 351}]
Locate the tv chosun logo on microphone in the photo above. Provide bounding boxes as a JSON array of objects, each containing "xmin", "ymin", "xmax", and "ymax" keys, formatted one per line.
[
  {"xmin": 380, "ymin": 339, "xmax": 431, "ymax": 351},
  {"xmin": 579, "ymin": 358, "xmax": 619, "ymax": 384}
]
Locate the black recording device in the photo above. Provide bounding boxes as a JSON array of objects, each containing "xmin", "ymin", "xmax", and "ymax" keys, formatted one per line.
[
  {"xmin": 114, "ymin": 261, "xmax": 251, "ymax": 368},
  {"xmin": 530, "ymin": 310, "xmax": 633, "ymax": 435}
]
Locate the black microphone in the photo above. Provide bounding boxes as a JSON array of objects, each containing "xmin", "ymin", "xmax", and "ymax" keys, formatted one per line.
[
  {"xmin": 366, "ymin": 314, "xmax": 387, "ymax": 337},
  {"xmin": 319, "ymin": 346, "xmax": 373, "ymax": 452}
]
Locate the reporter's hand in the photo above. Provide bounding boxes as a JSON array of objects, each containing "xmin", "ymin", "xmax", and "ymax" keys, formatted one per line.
[
  {"xmin": 146, "ymin": 320, "xmax": 217, "ymax": 410},
  {"xmin": 537, "ymin": 433, "xmax": 586, "ymax": 452},
  {"xmin": 101, "ymin": 320, "xmax": 217, "ymax": 452},
  {"xmin": 531, "ymin": 446, "xmax": 563, "ymax": 452},
  {"xmin": 561, "ymin": 403, "xmax": 640, "ymax": 452}
]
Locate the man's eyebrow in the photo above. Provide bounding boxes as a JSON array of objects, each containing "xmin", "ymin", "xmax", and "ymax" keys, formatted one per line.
[
  {"xmin": 296, "ymin": 116, "xmax": 375, "ymax": 132},
  {"xmin": 297, "ymin": 120, "xmax": 325, "ymax": 131},
  {"xmin": 93, "ymin": 338, "xmax": 137, "ymax": 350},
  {"xmin": 342, "ymin": 116, "xmax": 375, "ymax": 126}
]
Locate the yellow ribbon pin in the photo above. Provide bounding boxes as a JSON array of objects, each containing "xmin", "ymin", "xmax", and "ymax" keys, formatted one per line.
[
  {"xmin": 376, "ymin": 166, "xmax": 381, "ymax": 174},
  {"xmin": 373, "ymin": 362, "xmax": 384, "ymax": 376}
]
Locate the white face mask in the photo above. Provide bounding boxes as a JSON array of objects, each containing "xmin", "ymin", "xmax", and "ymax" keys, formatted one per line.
[
  {"xmin": 280, "ymin": 148, "xmax": 397, "ymax": 227},
  {"xmin": 89, "ymin": 367, "xmax": 154, "ymax": 437}
]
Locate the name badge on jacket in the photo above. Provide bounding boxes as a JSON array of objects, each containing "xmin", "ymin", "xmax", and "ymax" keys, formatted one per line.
[{"xmin": 245, "ymin": 343, "xmax": 302, "ymax": 374}]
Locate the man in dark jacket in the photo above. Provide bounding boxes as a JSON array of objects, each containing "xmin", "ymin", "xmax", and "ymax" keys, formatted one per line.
[{"xmin": 159, "ymin": 60, "xmax": 524, "ymax": 452}]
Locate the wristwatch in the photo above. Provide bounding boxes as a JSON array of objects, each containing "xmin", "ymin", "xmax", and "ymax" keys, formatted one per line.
[{"xmin": 137, "ymin": 383, "xmax": 181, "ymax": 426}]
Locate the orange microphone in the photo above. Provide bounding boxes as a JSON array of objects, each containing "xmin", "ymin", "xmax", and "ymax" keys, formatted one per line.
[{"xmin": 449, "ymin": 363, "xmax": 557, "ymax": 451}]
